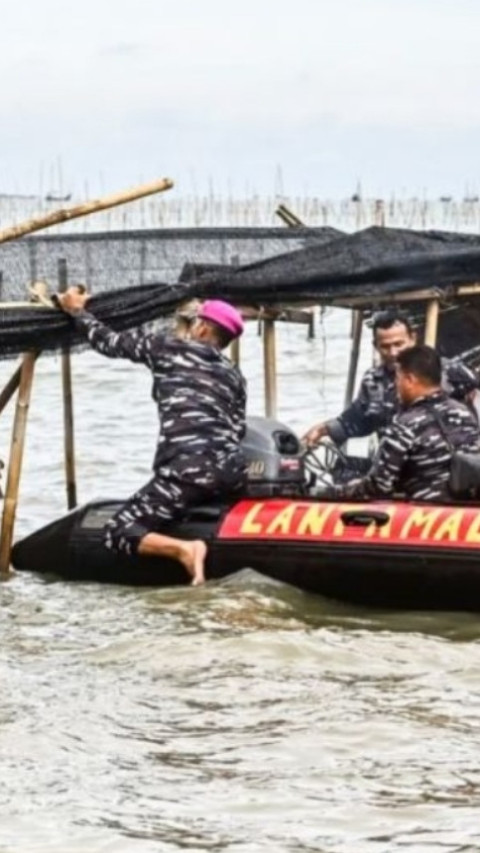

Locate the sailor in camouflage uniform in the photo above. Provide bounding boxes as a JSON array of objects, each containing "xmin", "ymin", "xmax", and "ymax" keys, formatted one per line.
[
  {"xmin": 303, "ymin": 310, "xmax": 478, "ymax": 448},
  {"xmin": 57, "ymin": 289, "xmax": 246, "ymax": 585},
  {"xmin": 334, "ymin": 345, "xmax": 480, "ymax": 502}
]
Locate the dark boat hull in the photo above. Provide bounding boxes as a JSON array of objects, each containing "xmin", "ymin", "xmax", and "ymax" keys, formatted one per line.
[
  {"xmin": 11, "ymin": 496, "xmax": 480, "ymax": 611},
  {"xmin": 11, "ymin": 500, "xmax": 236, "ymax": 587}
]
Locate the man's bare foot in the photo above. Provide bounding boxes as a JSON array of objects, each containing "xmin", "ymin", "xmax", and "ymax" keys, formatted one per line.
[{"xmin": 181, "ymin": 539, "xmax": 207, "ymax": 586}]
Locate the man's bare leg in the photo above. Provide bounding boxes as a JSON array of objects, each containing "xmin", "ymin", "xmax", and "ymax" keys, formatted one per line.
[{"xmin": 138, "ymin": 532, "xmax": 207, "ymax": 585}]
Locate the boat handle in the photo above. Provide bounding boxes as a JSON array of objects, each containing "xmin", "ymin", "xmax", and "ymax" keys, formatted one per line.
[{"xmin": 340, "ymin": 509, "xmax": 391, "ymax": 527}]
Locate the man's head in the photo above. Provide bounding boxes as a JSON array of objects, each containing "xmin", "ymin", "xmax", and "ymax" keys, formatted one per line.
[
  {"xmin": 372, "ymin": 310, "xmax": 416, "ymax": 369},
  {"xmin": 395, "ymin": 345, "xmax": 442, "ymax": 405},
  {"xmin": 189, "ymin": 299, "xmax": 244, "ymax": 349}
]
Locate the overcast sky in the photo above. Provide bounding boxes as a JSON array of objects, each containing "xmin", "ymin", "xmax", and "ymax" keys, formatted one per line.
[{"xmin": 1, "ymin": 0, "xmax": 480, "ymax": 198}]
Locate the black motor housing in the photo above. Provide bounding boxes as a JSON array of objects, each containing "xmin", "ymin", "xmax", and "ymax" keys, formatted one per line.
[{"xmin": 241, "ymin": 416, "xmax": 305, "ymax": 496}]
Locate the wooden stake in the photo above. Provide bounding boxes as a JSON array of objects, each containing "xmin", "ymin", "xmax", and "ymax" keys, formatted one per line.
[
  {"xmin": 0, "ymin": 352, "xmax": 37, "ymax": 574},
  {"xmin": 344, "ymin": 309, "xmax": 364, "ymax": 407},
  {"xmin": 275, "ymin": 205, "xmax": 314, "ymax": 337},
  {"xmin": 230, "ymin": 337, "xmax": 240, "ymax": 367},
  {"xmin": 58, "ymin": 259, "xmax": 77, "ymax": 509},
  {"xmin": 229, "ymin": 255, "xmax": 241, "ymax": 366},
  {"xmin": 263, "ymin": 319, "xmax": 277, "ymax": 418},
  {"xmin": 307, "ymin": 308, "xmax": 315, "ymax": 339},
  {"xmin": 0, "ymin": 177, "xmax": 174, "ymax": 244},
  {"xmin": 0, "ymin": 354, "xmax": 40, "ymax": 417},
  {"xmin": 275, "ymin": 204, "xmax": 305, "ymax": 227},
  {"xmin": 424, "ymin": 299, "xmax": 440, "ymax": 347}
]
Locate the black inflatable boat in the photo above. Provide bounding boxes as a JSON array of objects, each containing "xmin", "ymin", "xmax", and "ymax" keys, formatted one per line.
[{"xmin": 11, "ymin": 417, "xmax": 480, "ymax": 612}]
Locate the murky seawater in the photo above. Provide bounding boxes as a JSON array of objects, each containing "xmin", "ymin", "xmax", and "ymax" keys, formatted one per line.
[{"xmin": 1, "ymin": 312, "xmax": 480, "ymax": 853}]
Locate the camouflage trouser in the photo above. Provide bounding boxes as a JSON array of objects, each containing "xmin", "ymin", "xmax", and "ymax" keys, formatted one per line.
[
  {"xmin": 104, "ymin": 475, "xmax": 210, "ymax": 556},
  {"xmin": 104, "ymin": 455, "xmax": 245, "ymax": 557}
]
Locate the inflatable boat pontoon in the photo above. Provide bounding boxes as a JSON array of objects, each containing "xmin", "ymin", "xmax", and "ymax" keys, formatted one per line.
[{"xmin": 11, "ymin": 417, "xmax": 480, "ymax": 612}]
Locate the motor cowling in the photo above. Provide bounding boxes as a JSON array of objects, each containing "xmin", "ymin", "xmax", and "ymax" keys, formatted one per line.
[{"xmin": 241, "ymin": 416, "xmax": 305, "ymax": 496}]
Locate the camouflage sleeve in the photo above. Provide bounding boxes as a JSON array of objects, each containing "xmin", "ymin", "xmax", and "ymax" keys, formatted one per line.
[
  {"xmin": 338, "ymin": 418, "xmax": 414, "ymax": 499},
  {"xmin": 232, "ymin": 377, "xmax": 247, "ymax": 442},
  {"xmin": 445, "ymin": 358, "xmax": 479, "ymax": 399},
  {"xmin": 73, "ymin": 310, "xmax": 154, "ymax": 367},
  {"xmin": 326, "ymin": 374, "xmax": 381, "ymax": 443}
]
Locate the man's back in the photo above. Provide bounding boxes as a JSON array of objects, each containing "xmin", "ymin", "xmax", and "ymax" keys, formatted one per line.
[
  {"xmin": 148, "ymin": 334, "xmax": 246, "ymax": 466},
  {"xmin": 327, "ymin": 358, "xmax": 478, "ymax": 444},
  {"xmin": 372, "ymin": 391, "xmax": 480, "ymax": 501},
  {"xmin": 73, "ymin": 311, "xmax": 247, "ymax": 471}
]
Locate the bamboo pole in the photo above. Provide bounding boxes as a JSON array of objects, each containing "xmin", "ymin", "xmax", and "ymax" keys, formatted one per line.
[
  {"xmin": 263, "ymin": 319, "xmax": 277, "ymax": 418},
  {"xmin": 275, "ymin": 204, "xmax": 315, "ymax": 338},
  {"xmin": 0, "ymin": 301, "xmax": 52, "ymax": 310},
  {"xmin": 58, "ymin": 259, "xmax": 77, "ymax": 509},
  {"xmin": 229, "ymin": 256, "xmax": 241, "ymax": 367},
  {"xmin": 0, "ymin": 177, "xmax": 174, "ymax": 244},
  {"xmin": 424, "ymin": 298, "xmax": 440, "ymax": 347},
  {"xmin": 230, "ymin": 337, "xmax": 240, "ymax": 367},
  {"xmin": 0, "ymin": 352, "xmax": 37, "ymax": 574},
  {"xmin": 307, "ymin": 307, "xmax": 315, "ymax": 340},
  {"xmin": 0, "ymin": 353, "xmax": 40, "ymax": 417},
  {"xmin": 275, "ymin": 204, "xmax": 305, "ymax": 227},
  {"xmin": 344, "ymin": 309, "xmax": 364, "ymax": 407}
]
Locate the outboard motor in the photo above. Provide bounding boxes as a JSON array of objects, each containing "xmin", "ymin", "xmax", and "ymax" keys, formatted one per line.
[{"xmin": 242, "ymin": 416, "xmax": 305, "ymax": 496}]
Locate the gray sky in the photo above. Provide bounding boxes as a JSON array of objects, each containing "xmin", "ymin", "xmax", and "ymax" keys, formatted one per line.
[{"xmin": 1, "ymin": 0, "xmax": 480, "ymax": 198}]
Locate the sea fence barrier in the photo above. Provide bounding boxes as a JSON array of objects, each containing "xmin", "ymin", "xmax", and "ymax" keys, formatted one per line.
[
  {"xmin": 0, "ymin": 227, "xmax": 322, "ymax": 300},
  {"xmin": 2, "ymin": 193, "xmax": 480, "ymax": 234}
]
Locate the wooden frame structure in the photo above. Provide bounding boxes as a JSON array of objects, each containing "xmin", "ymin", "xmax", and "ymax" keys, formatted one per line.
[
  {"xmin": 0, "ymin": 296, "xmax": 321, "ymax": 575},
  {"xmin": 0, "ymin": 193, "xmax": 475, "ymax": 576}
]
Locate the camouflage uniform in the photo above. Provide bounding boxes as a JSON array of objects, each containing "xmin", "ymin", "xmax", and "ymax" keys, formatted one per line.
[
  {"xmin": 74, "ymin": 311, "xmax": 247, "ymax": 555},
  {"xmin": 326, "ymin": 358, "xmax": 478, "ymax": 444},
  {"xmin": 336, "ymin": 390, "xmax": 480, "ymax": 502}
]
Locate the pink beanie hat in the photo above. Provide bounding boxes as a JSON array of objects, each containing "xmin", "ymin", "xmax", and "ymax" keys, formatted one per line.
[{"xmin": 198, "ymin": 299, "xmax": 244, "ymax": 338}]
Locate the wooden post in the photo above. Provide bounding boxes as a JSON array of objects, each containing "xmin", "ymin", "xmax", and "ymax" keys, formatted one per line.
[
  {"xmin": 229, "ymin": 256, "xmax": 241, "ymax": 366},
  {"xmin": 0, "ymin": 352, "xmax": 37, "ymax": 574},
  {"xmin": 263, "ymin": 319, "xmax": 277, "ymax": 418},
  {"xmin": 307, "ymin": 308, "xmax": 315, "ymax": 340},
  {"xmin": 0, "ymin": 177, "xmax": 174, "ymax": 244},
  {"xmin": 230, "ymin": 337, "xmax": 240, "ymax": 367},
  {"xmin": 344, "ymin": 309, "xmax": 364, "ymax": 407},
  {"xmin": 0, "ymin": 366, "xmax": 22, "ymax": 418},
  {"xmin": 274, "ymin": 205, "xmax": 315, "ymax": 338},
  {"xmin": 0, "ymin": 354, "xmax": 40, "ymax": 417},
  {"xmin": 275, "ymin": 204, "xmax": 305, "ymax": 227},
  {"xmin": 424, "ymin": 298, "xmax": 440, "ymax": 347},
  {"xmin": 58, "ymin": 259, "xmax": 77, "ymax": 509}
]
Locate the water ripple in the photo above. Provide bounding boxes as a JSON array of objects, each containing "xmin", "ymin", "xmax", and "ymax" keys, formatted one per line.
[{"xmin": 1, "ymin": 316, "xmax": 480, "ymax": 851}]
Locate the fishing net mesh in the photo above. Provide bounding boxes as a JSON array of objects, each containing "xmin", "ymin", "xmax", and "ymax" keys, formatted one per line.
[{"xmin": 1, "ymin": 225, "xmax": 480, "ymax": 365}]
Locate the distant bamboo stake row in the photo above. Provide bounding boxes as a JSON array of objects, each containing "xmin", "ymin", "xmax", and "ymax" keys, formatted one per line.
[{"xmin": 0, "ymin": 177, "xmax": 174, "ymax": 244}]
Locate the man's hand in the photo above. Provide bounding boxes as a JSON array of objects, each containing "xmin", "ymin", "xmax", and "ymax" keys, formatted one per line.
[
  {"xmin": 56, "ymin": 286, "xmax": 90, "ymax": 315},
  {"xmin": 339, "ymin": 477, "xmax": 363, "ymax": 498},
  {"xmin": 301, "ymin": 422, "xmax": 329, "ymax": 448}
]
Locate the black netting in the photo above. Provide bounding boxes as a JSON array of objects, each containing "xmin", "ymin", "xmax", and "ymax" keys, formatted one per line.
[
  {"xmin": 187, "ymin": 225, "xmax": 480, "ymax": 302},
  {"xmin": 0, "ymin": 226, "xmax": 334, "ymax": 299},
  {"xmin": 2, "ymin": 224, "xmax": 480, "ymax": 360},
  {"xmin": 0, "ymin": 283, "xmax": 192, "ymax": 358}
]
